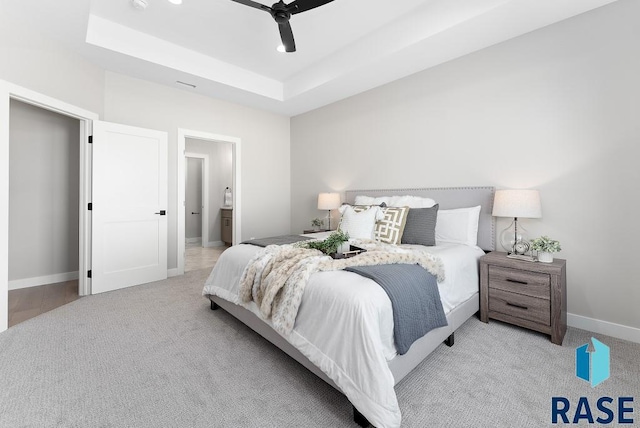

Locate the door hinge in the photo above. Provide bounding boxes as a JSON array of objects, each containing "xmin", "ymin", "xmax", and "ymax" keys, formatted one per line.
[
  {"xmin": 88, "ymin": 203, "xmax": 92, "ymax": 210},
  {"xmin": 88, "ymin": 135, "xmax": 93, "ymax": 144},
  {"xmin": 87, "ymin": 270, "xmax": 92, "ymax": 278}
]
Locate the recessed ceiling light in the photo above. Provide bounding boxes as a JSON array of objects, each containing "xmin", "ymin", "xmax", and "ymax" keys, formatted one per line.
[
  {"xmin": 276, "ymin": 45, "xmax": 286, "ymax": 53},
  {"xmin": 131, "ymin": 0, "xmax": 148, "ymax": 10},
  {"xmin": 168, "ymin": 0, "xmax": 183, "ymax": 4}
]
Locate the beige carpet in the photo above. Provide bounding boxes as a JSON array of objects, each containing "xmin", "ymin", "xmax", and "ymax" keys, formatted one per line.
[{"xmin": 0, "ymin": 268, "xmax": 638, "ymax": 427}]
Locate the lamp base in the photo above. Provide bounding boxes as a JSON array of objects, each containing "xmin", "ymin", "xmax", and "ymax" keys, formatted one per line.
[{"xmin": 499, "ymin": 218, "xmax": 531, "ymax": 255}]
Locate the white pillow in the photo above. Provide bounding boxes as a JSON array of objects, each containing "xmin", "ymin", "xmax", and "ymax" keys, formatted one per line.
[
  {"xmin": 388, "ymin": 195, "xmax": 436, "ymax": 208},
  {"xmin": 338, "ymin": 205, "xmax": 383, "ymax": 240},
  {"xmin": 354, "ymin": 195, "xmax": 390, "ymax": 206},
  {"xmin": 435, "ymin": 205, "xmax": 481, "ymax": 247}
]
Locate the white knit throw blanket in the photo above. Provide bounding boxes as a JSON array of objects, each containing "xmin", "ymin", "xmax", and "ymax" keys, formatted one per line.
[{"xmin": 238, "ymin": 240, "xmax": 445, "ymax": 336}]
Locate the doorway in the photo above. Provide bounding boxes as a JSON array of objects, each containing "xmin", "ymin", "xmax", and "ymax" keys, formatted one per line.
[
  {"xmin": 183, "ymin": 141, "xmax": 230, "ymax": 272},
  {"xmin": 177, "ymin": 129, "xmax": 241, "ymax": 276},
  {"xmin": 8, "ymin": 100, "xmax": 82, "ymax": 326},
  {"xmin": 0, "ymin": 80, "xmax": 96, "ymax": 333},
  {"xmin": 1, "ymin": 80, "xmax": 169, "ymax": 333},
  {"xmin": 185, "ymin": 154, "xmax": 209, "ymax": 249}
]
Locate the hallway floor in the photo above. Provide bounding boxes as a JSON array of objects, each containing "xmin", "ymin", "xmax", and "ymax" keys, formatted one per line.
[
  {"xmin": 7, "ymin": 244, "xmax": 229, "ymax": 328},
  {"xmin": 185, "ymin": 243, "xmax": 229, "ymax": 272},
  {"xmin": 8, "ymin": 280, "xmax": 80, "ymax": 327}
]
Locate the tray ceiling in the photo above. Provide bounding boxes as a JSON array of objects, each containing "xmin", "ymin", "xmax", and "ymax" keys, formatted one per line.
[{"xmin": 3, "ymin": 0, "xmax": 618, "ymax": 115}]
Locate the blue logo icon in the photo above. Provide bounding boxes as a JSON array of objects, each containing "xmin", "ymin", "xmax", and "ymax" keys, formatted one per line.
[{"xmin": 576, "ymin": 338, "xmax": 610, "ymax": 387}]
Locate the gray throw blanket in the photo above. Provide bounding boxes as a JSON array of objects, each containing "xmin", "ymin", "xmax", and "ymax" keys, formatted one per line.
[
  {"xmin": 241, "ymin": 235, "xmax": 312, "ymax": 247},
  {"xmin": 345, "ymin": 264, "xmax": 448, "ymax": 355}
]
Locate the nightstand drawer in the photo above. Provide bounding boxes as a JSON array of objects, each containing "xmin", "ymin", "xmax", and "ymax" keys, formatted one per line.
[
  {"xmin": 488, "ymin": 265, "xmax": 550, "ymax": 299},
  {"xmin": 489, "ymin": 288, "xmax": 550, "ymax": 326}
]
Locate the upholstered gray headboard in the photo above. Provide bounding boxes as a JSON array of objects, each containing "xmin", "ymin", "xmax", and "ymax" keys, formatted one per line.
[{"xmin": 344, "ymin": 186, "xmax": 495, "ymax": 251}]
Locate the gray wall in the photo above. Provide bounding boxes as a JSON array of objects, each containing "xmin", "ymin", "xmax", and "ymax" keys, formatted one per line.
[
  {"xmin": 290, "ymin": 0, "xmax": 640, "ymax": 330},
  {"xmin": 102, "ymin": 71, "xmax": 291, "ymax": 269},
  {"xmin": 9, "ymin": 100, "xmax": 80, "ymax": 281},
  {"xmin": 185, "ymin": 138, "xmax": 233, "ymax": 245},
  {"xmin": 0, "ymin": 12, "xmax": 104, "ymax": 116},
  {"xmin": 185, "ymin": 158, "xmax": 203, "ymax": 240}
]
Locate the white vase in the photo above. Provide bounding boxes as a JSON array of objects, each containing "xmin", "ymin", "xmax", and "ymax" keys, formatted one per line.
[
  {"xmin": 537, "ymin": 251, "xmax": 554, "ymax": 263},
  {"xmin": 337, "ymin": 242, "xmax": 350, "ymax": 255}
]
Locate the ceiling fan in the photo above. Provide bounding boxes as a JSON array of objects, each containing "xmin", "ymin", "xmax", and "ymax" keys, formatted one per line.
[{"xmin": 230, "ymin": 0, "xmax": 335, "ymax": 53}]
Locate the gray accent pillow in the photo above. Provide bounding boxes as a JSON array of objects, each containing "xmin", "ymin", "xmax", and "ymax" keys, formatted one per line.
[{"xmin": 401, "ymin": 204, "xmax": 439, "ymax": 246}]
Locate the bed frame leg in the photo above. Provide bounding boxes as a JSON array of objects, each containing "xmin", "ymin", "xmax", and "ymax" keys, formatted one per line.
[
  {"xmin": 353, "ymin": 405, "xmax": 371, "ymax": 427},
  {"xmin": 210, "ymin": 300, "xmax": 220, "ymax": 311},
  {"xmin": 444, "ymin": 332, "xmax": 454, "ymax": 347}
]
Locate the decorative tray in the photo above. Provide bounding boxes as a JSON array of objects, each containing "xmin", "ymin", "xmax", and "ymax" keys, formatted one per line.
[{"xmin": 330, "ymin": 245, "xmax": 367, "ymax": 259}]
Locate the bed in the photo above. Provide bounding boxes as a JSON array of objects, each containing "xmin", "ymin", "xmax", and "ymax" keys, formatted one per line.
[{"xmin": 203, "ymin": 186, "xmax": 495, "ymax": 428}]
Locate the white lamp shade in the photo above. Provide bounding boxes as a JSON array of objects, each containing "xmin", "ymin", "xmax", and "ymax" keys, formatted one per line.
[
  {"xmin": 317, "ymin": 192, "xmax": 341, "ymax": 210},
  {"xmin": 492, "ymin": 189, "xmax": 542, "ymax": 218}
]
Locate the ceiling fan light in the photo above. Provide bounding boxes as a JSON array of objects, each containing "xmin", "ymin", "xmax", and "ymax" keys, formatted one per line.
[
  {"xmin": 168, "ymin": 0, "xmax": 183, "ymax": 4},
  {"xmin": 276, "ymin": 45, "xmax": 286, "ymax": 53}
]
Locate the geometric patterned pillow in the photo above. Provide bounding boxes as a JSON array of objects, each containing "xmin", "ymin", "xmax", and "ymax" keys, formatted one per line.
[{"xmin": 374, "ymin": 206, "xmax": 409, "ymax": 245}]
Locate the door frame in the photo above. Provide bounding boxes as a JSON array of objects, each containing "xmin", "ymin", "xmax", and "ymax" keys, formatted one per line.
[
  {"xmin": 184, "ymin": 153, "xmax": 209, "ymax": 248},
  {"xmin": 176, "ymin": 129, "xmax": 241, "ymax": 276},
  {"xmin": 0, "ymin": 80, "xmax": 98, "ymax": 333}
]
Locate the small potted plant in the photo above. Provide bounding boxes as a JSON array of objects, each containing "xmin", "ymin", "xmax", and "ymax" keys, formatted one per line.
[
  {"xmin": 302, "ymin": 230, "xmax": 350, "ymax": 255},
  {"xmin": 530, "ymin": 236, "xmax": 561, "ymax": 263},
  {"xmin": 311, "ymin": 218, "xmax": 324, "ymax": 231}
]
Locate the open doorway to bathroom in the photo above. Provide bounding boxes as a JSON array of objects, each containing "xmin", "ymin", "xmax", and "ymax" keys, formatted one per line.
[
  {"xmin": 183, "ymin": 138, "xmax": 233, "ymax": 273},
  {"xmin": 177, "ymin": 129, "xmax": 240, "ymax": 276}
]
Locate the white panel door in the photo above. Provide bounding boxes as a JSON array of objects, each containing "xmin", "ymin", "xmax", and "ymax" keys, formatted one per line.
[{"xmin": 92, "ymin": 121, "xmax": 168, "ymax": 294}]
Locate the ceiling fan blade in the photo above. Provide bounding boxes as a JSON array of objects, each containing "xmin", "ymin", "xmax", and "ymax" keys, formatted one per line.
[
  {"xmin": 230, "ymin": 0, "xmax": 271, "ymax": 12},
  {"xmin": 278, "ymin": 22, "xmax": 296, "ymax": 52},
  {"xmin": 287, "ymin": 0, "xmax": 334, "ymax": 15}
]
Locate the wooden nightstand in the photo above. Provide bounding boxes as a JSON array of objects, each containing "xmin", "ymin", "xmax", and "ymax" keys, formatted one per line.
[{"xmin": 480, "ymin": 252, "xmax": 567, "ymax": 345}]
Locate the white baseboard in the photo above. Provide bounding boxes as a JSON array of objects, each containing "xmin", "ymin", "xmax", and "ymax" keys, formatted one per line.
[
  {"xmin": 9, "ymin": 271, "xmax": 79, "ymax": 290},
  {"xmin": 167, "ymin": 268, "xmax": 181, "ymax": 278},
  {"xmin": 186, "ymin": 237, "xmax": 202, "ymax": 244},
  {"xmin": 205, "ymin": 241, "xmax": 225, "ymax": 248},
  {"xmin": 568, "ymin": 313, "xmax": 640, "ymax": 344}
]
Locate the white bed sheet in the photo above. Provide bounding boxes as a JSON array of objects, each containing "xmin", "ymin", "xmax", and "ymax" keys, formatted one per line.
[{"xmin": 202, "ymin": 240, "xmax": 483, "ymax": 428}]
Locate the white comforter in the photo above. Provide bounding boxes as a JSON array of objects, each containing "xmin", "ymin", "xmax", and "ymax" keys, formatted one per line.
[{"xmin": 202, "ymin": 238, "xmax": 483, "ymax": 428}]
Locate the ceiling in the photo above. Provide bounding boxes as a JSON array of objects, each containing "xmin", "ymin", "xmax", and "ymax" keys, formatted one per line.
[{"xmin": 3, "ymin": 0, "xmax": 618, "ymax": 116}]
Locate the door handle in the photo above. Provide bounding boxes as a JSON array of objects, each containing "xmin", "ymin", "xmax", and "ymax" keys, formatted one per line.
[
  {"xmin": 191, "ymin": 212, "xmax": 200, "ymax": 215},
  {"xmin": 155, "ymin": 210, "xmax": 166, "ymax": 215}
]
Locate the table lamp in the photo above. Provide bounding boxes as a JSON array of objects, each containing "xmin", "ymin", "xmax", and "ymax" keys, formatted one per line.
[
  {"xmin": 317, "ymin": 192, "xmax": 341, "ymax": 230},
  {"xmin": 492, "ymin": 189, "xmax": 542, "ymax": 257}
]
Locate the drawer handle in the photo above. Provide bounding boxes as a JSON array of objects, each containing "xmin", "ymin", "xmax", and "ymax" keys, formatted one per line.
[
  {"xmin": 506, "ymin": 302, "xmax": 528, "ymax": 310},
  {"xmin": 506, "ymin": 278, "xmax": 528, "ymax": 285}
]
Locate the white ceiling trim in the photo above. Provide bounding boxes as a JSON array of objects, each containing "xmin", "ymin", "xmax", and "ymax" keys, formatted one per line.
[
  {"xmin": 85, "ymin": 14, "xmax": 284, "ymax": 101},
  {"xmin": 77, "ymin": 0, "xmax": 620, "ymax": 116},
  {"xmin": 280, "ymin": 0, "xmax": 619, "ymax": 115},
  {"xmin": 284, "ymin": 0, "xmax": 511, "ymax": 100}
]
